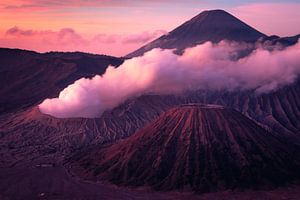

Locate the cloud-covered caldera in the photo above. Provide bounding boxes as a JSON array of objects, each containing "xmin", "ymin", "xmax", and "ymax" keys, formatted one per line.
[{"xmin": 39, "ymin": 40, "xmax": 300, "ymax": 118}]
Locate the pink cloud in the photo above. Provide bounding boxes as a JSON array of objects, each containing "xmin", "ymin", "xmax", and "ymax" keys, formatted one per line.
[
  {"xmin": 1, "ymin": 26, "xmax": 166, "ymax": 56},
  {"xmin": 231, "ymin": 3, "xmax": 300, "ymax": 37},
  {"xmin": 121, "ymin": 30, "xmax": 167, "ymax": 44},
  {"xmin": 93, "ymin": 34, "xmax": 118, "ymax": 44},
  {"xmin": 4, "ymin": 26, "xmax": 88, "ymax": 49},
  {"xmin": 6, "ymin": 26, "xmax": 35, "ymax": 36}
]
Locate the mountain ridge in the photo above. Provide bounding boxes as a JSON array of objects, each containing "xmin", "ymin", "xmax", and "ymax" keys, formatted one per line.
[
  {"xmin": 126, "ymin": 9, "xmax": 266, "ymax": 57},
  {"xmin": 67, "ymin": 104, "xmax": 300, "ymax": 192},
  {"xmin": 0, "ymin": 48, "xmax": 124, "ymax": 114}
]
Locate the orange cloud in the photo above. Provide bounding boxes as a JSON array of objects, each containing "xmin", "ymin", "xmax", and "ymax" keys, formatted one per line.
[{"xmin": 0, "ymin": 0, "xmax": 184, "ymax": 12}]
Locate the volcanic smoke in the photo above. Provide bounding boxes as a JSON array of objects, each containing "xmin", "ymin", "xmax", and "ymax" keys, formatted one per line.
[{"xmin": 39, "ymin": 41, "xmax": 300, "ymax": 118}]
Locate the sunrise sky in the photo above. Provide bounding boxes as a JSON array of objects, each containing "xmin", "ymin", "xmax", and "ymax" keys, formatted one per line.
[{"xmin": 1, "ymin": 0, "xmax": 300, "ymax": 56}]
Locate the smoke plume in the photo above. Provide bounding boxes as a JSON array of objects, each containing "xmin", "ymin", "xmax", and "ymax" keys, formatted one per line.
[{"xmin": 39, "ymin": 40, "xmax": 300, "ymax": 118}]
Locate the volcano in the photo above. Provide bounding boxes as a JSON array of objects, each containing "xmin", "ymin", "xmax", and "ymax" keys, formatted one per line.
[
  {"xmin": 127, "ymin": 9, "xmax": 266, "ymax": 57},
  {"xmin": 68, "ymin": 104, "xmax": 300, "ymax": 192},
  {"xmin": 1, "ymin": 9, "xmax": 300, "ymax": 200}
]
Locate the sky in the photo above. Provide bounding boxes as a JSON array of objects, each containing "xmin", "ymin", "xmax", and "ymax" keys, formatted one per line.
[{"xmin": 0, "ymin": 0, "xmax": 300, "ymax": 56}]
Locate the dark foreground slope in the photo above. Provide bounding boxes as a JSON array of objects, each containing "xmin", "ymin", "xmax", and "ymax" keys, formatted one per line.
[
  {"xmin": 68, "ymin": 105, "xmax": 300, "ymax": 192},
  {"xmin": 1, "ymin": 165, "xmax": 300, "ymax": 200},
  {"xmin": 0, "ymin": 48, "xmax": 123, "ymax": 114}
]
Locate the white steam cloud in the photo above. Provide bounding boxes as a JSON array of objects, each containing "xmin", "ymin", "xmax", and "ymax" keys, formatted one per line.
[{"xmin": 39, "ymin": 41, "xmax": 300, "ymax": 118}]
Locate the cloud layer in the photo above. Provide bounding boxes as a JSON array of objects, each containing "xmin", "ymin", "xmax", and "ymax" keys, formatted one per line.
[
  {"xmin": 1, "ymin": 27, "xmax": 165, "ymax": 56},
  {"xmin": 39, "ymin": 40, "xmax": 300, "ymax": 118}
]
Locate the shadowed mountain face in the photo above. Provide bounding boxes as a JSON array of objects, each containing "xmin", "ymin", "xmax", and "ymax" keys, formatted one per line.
[
  {"xmin": 67, "ymin": 105, "xmax": 300, "ymax": 192},
  {"xmin": 127, "ymin": 10, "xmax": 266, "ymax": 57},
  {"xmin": 0, "ymin": 48, "xmax": 123, "ymax": 114},
  {"xmin": 259, "ymin": 34, "xmax": 300, "ymax": 48},
  {"xmin": 1, "ymin": 81, "xmax": 299, "ymax": 168}
]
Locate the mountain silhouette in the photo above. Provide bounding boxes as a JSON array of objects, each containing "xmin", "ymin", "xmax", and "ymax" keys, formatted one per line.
[{"xmin": 127, "ymin": 10, "xmax": 266, "ymax": 57}]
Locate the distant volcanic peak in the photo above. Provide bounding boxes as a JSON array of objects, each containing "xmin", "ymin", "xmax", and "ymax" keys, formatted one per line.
[
  {"xmin": 199, "ymin": 9, "xmax": 245, "ymax": 20},
  {"xmin": 127, "ymin": 9, "xmax": 266, "ymax": 57},
  {"xmin": 169, "ymin": 9, "xmax": 266, "ymax": 42},
  {"xmin": 205, "ymin": 9, "xmax": 230, "ymax": 14},
  {"xmin": 71, "ymin": 104, "xmax": 300, "ymax": 192},
  {"xmin": 189, "ymin": 9, "xmax": 237, "ymax": 22}
]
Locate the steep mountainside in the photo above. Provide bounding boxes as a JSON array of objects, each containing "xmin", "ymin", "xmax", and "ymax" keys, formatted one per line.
[
  {"xmin": 1, "ymin": 80, "xmax": 300, "ymax": 167},
  {"xmin": 0, "ymin": 48, "xmax": 123, "ymax": 114},
  {"xmin": 127, "ymin": 9, "xmax": 266, "ymax": 57},
  {"xmin": 67, "ymin": 105, "xmax": 300, "ymax": 192}
]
